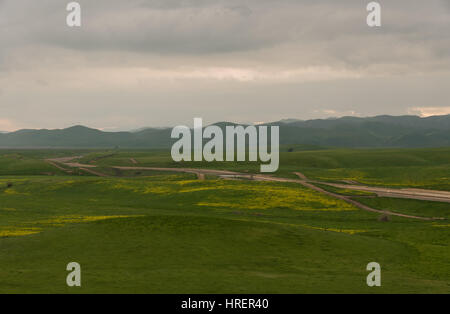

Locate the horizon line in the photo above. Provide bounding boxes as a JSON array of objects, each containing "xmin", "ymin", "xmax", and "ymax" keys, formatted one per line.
[{"xmin": 1, "ymin": 113, "xmax": 449, "ymax": 133}]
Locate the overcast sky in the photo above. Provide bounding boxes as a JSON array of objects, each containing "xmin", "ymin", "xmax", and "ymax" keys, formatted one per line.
[{"xmin": 1, "ymin": 0, "xmax": 450, "ymax": 131}]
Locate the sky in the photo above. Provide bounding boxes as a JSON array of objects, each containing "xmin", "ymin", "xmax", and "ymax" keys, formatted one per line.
[{"xmin": 1, "ymin": 0, "xmax": 450, "ymax": 131}]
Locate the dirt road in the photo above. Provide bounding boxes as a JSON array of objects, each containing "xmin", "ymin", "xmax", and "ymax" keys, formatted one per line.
[
  {"xmin": 112, "ymin": 166, "xmax": 241, "ymax": 176},
  {"xmin": 312, "ymin": 182, "xmax": 450, "ymax": 203},
  {"xmin": 79, "ymin": 167, "xmax": 109, "ymax": 177},
  {"xmin": 130, "ymin": 158, "xmax": 138, "ymax": 164},
  {"xmin": 293, "ymin": 172, "xmax": 450, "ymax": 203},
  {"xmin": 45, "ymin": 157, "xmax": 447, "ymax": 220},
  {"xmin": 44, "ymin": 160, "xmax": 73, "ymax": 174},
  {"xmin": 294, "ymin": 180, "xmax": 443, "ymax": 221}
]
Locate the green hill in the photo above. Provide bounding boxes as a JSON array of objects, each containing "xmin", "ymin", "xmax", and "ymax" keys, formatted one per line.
[{"xmin": 0, "ymin": 115, "xmax": 449, "ymax": 148}]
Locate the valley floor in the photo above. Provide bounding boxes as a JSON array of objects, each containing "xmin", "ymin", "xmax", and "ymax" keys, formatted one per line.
[{"xmin": 0, "ymin": 148, "xmax": 448, "ymax": 293}]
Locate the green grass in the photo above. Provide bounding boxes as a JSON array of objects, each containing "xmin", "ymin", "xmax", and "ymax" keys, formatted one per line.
[
  {"xmin": 0, "ymin": 150, "xmax": 98, "ymax": 176},
  {"xmin": 0, "ymin": 154, "xmax": 63, "ymax": 176},
  {"xmin": 1, "ymin": 214, "xmax": 444, "ymax": 294},
  {"xmin": 0, "ymin": 173, "xmax": 448, "ymax": 293},
  {"xmin": 355, "ymin": 197, "xmax": 450, "ymax": 220},
  {"xmin": 0, "ymin": 148, "xmax": 449, "ymax": 293},
  {"xmin": 75, "ymin": 147, "xmax": 450, "ymax": 191}
]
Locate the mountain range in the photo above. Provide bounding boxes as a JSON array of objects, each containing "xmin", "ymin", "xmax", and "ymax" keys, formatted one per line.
[{"xmin": 0, "ymin": 115, "xmax": 449, "ymax": 148}]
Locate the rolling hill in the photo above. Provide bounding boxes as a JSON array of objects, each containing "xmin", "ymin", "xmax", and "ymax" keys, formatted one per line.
[{"xmin": 0, "ymin": 115, "xmax": 449, "ymax": 148}]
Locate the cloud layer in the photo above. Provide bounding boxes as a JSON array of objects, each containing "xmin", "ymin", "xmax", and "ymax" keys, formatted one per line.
[{"xmin": 0, "ymin": 0, "xmax": 450, "ymax": 130}]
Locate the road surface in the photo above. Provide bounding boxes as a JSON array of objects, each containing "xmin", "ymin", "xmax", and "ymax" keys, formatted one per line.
[{"xmin": 45, "ymin": 157, "xmax": 448, "ymax": 220}]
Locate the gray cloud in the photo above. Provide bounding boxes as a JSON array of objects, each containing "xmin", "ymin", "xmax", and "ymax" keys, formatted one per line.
[
  {"xmin": 0, "ymin": 0, "xmax": 448, "ymax": 72},
  {"xmin": 0, "ymin": 0, "xmax": 449, "ymax": 130}
]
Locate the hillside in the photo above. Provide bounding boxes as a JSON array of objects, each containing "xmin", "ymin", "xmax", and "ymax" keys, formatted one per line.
[{"xmin": 0, "ymin": 115, "xmax": 449, "ymax": 148}]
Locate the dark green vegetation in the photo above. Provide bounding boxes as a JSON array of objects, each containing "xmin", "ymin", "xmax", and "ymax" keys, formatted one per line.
[
  {"xmin": 0, "ymin": 148, "xmax": 448, "ymax": 293},
  {"xmin": 0, "ymin": 150, "xmax": 93, "ymax": 176},
  {"xmin": 1, "ymin": 114, "xmax": 449, "ymax": 148}
]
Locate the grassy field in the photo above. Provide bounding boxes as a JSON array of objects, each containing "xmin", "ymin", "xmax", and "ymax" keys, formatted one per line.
[
  {"xmin": 75, "ymin": 147, "xmax": 450, "ymax": 190},
  {"xmin": 0, "ymin": 148, "xmax": 448, "ymax": 293}
]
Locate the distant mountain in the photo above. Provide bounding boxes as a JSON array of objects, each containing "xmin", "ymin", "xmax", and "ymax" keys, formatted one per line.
[
  {"xmin": 129, "ymin": 126, "xmax": 171, "ymax": 133},
  {"xmin": 276, "ymin": 115, "xmax": 450, "ymax": 130},
  {"xmin": 278, "ymin": 118, "xmax": 302, "ymax": 124},
  {"xmin": 0, "ymin": 125, "xmax": 172, "ymax": 148},
  {"xmin": 270, "ymin": 114, "xmax": 450, "ymax": 148},
  {"xmin": 0, "ymin": 115, "xmax": 449, "ymax": 148}
]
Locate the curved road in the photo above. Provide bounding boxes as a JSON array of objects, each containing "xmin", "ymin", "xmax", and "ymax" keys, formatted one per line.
[{"xmin": 46, "ymin": 157, "xmax": 448, "ymax": 221}]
